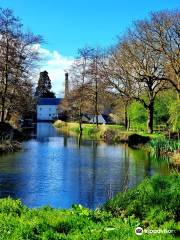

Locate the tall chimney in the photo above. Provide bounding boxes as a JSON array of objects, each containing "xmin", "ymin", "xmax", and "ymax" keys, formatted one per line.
[{"xmin": 65, "ymin": 73, "xmax": 69, "ymax": 97}]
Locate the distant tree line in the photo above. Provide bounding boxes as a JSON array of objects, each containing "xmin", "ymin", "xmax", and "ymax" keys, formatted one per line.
[{"xmin": 62, "ymin": 9, "xmax": 180, "ymax": 133}]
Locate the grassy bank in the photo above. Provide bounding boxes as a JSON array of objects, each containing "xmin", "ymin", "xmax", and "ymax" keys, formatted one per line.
[
  {"xmin": 0, "ymin": 122, "xmax": 23, "ymax": 154},
  {"xmin": 54, "ymin": 120, "xmax": 180, "ymax": 165},
  {"xmin": 0, "ymin": 140, "xmax": 21, "ymax": 154},
  {"xmin": 0, "ymin": 173, "xmax": 179, "ymax": 239},
  {"xmin": 53, "ymin": 120, "xmax": 160, "ymax": 142},
  {"xmin": 104, "ymin": 173, "xmax": 180, "ymax": 233},
  {"xmin": 149, "ymin": 138, "xmax": 180, "ymax": 166}
]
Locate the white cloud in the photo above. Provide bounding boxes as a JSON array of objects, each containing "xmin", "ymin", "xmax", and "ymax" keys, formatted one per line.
[{"xmin": 36, "ymin": 45, "xmax": 73, "ymax": 97}]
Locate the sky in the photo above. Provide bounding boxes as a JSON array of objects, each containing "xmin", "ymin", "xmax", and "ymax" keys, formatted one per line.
[{"xmin": 0, "ymin": 0, "xmax": 179, "ymax": 95}]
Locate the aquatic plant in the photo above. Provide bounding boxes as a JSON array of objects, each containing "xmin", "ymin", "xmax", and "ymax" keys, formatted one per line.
[{"xmin": 149, "ymin": 138, "xmax": 180, "ymax": 157}]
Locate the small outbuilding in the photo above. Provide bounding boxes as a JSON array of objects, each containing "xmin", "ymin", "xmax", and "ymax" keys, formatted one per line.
[{"xmin": 89, "ymin": 114, "xmax": 111, "ymax": 124}]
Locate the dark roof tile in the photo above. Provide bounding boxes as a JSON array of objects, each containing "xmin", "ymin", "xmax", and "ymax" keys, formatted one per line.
[{"xmin": 37, "ymin": 98, "xmax": 62, "ymax": 105}]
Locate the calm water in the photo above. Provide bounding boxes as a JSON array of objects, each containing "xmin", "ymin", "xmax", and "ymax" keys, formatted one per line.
[{"xmin": 0, "ymin": 123, "xmax": 170, "ymax": 209}]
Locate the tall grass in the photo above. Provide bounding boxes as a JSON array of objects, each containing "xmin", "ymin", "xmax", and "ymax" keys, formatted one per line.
[{"xmin": 150, "ymin": 138, "xmax": 180, "ymax": 157}]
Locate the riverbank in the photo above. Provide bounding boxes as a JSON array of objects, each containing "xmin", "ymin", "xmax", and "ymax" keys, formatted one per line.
[
  {"xmin": 0, "ymin": 173, "xmax": 179, "ymax": 239},
  {"xmin": 0, "ymin": 140, "xmax": 21, "ymax": 154},
  {"xmin": 0, "ymin": 122, "xmax": 23, "ymax": 154},
  {"xmin": 149, "ymin": 138, "xmax": 180, "ymax": 167},
  {"xmin": 54, "ymin": 120, "xmax": 157, "ymax": 143},
  {"xmin": 54, "ymin": 120, "xmax": 180, "ymax": 165},
  {"xmin": 170, "ymin": 151, "xmax": 180, "ymax": 166}
]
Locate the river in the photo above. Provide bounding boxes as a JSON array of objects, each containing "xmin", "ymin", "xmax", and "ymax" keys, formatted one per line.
[{"xmin": 0, "ymin": 123, "xmax": 170, "ymax": 209}]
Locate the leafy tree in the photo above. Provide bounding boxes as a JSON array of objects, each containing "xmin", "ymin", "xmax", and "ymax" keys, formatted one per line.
[
  {"xmin": 35, "ymin": 71, "xmax": 55, "ymax": 98},
  {"xmin": 128, "ymin": 101, "xmax": 147, "ymax": 130},
  {"xmin": 168, "ymin": 100, "xmax": 180, "ymax": 132},
  {"xmin": 153, "ymin": 91, "xmax": 174, "ymax": 126}
]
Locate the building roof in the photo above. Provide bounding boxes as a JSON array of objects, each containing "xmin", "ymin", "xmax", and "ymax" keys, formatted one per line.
[{"xmin": 37, "ymin": 98, "xmax": 62, "ymax": 106}]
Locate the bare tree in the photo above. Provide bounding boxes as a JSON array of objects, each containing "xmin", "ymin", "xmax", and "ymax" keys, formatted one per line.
[
  {"xmin": 61, "ymin": 47, "xmax": 92, "ymax": 134},
  {"xmin": 0, "ymin": 8, "xmax": 42, "ymax": 123},
  {"xmin": 133, "ymin": 10, "xmax": 180, "ymax": 94},
  {"xmin": 98, "ymin": 47, "xmax": 132, "ymax": 130},
  {"xmin": 86, "ymin": 47, "xmax": 110, "ymax": 126},
  {"xmin": 101, "ymin": 30, "xmax": 170, "ymax": 133}
]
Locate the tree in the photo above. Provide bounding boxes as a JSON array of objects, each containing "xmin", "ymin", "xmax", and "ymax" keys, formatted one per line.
[
  {"xmin": 97, "ymin": 46, "xmax": 134, "ymax": 130},
  {"xmin": 102, "ymin": 26, "xmax": 171, "ymax": 133},
  {"xmin": 134, "ymin": 10, "xmax": 180, "ymax": 93},
  {"xmin": 61, "ymin": 47, "xmax": 115, "ymax": 131},
  {"xmin": 0, "ymin": 8, "xmax": 43, "ymax": 123},
  {"xmin": 121, "ymin": 34, "xmax": 170, "ymax": 133},
  {"xmin": 87, "ymin": 48, "xmax": 106, "ymax": 126},
  {"xmin": 128, "ymin": 101, "xmax": 147, "ymax": 130},
  {"xmin": 98, "ymin": 10, "xmax": 180, "ymax": 133},
  {"xmin": 61, "ymin": 47, "xmax": 92, "ymax": 133},
  {"xmin": 35, "ymin": 71, "xmax": 55, "ymax": 98}
]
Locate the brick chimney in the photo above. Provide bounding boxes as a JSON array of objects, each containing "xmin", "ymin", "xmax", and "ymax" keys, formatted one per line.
[{"xmin": 65, "ymin": 73, "xmax": 69, "ymax": 97}]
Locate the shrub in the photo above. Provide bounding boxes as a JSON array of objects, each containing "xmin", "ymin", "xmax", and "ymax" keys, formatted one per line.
[{"xmin": 103, "ymin": 173, "xmax": 180, "ymax": 228}]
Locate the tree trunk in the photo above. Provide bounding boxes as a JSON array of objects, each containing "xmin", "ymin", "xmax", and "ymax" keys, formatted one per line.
[
  {"xmin": 95, "ymin": 80, "xmax": 98, "ymax": 126},
  {"xmin": 79, "ymin": 120, "xmax": 82, "ymax": 134},
  {"xmin": 1, "ymin": 39, "xmax": 9, "ymax": 123},
  {"xmin": 124, "ymin": 103, "xmax": 128, "ymax": 130},
  {"xmin": 79, "ymin": 109, "xmax": 83, "ymax": 134},
  {"xmin": 127, "ymin": 116, "xmax": 130, "ymax": 131},
  {"xmin": 95, "ymin": 114, "xmax": 98, "ymax": 126},
  {"xmin": 78, "ymin": 109, "xmax": 82, "ymax": 148},
  {"xmin": 1, "ymin": 97, "xmax": 5, "ymax": 123},
  {"xmin": 78, "ymin": 133, "xmax": 82, "ymax": 148},
  {"xmin": 147, "ymin": 101, "xmax": 154, "ymax": 134}
]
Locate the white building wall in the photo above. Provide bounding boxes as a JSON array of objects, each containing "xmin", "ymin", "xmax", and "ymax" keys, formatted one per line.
[
  {"xmin": 37, "ymin": 105, "xmax": 58, "ymax": 121},
  {"xmin": 89, "ymin": 115, "xmax": 106, "ymax": 124}
]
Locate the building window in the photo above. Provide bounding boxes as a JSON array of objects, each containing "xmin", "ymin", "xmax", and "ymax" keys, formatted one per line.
[
  {"xmin": 49, "ymin": 114, "xmax": 51, "ymax": 116},
  {"xmin": 39, "ymin": 108, "xmax": 42, "ymax": 111},
  {"xmin": 49, "ymin": 108, "xmax": 51, "ymax": 111}
]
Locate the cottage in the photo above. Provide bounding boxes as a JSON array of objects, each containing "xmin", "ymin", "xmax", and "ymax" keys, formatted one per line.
[
  {"xmin": 37, "ymin": 98, "xmax": 62, "ymax": 121},
  {"xmin": 89, "ymin": 114, "xmax": 112, "ymax": 124}
]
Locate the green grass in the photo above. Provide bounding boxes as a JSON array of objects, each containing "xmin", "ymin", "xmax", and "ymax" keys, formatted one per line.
[
  {"xmin": 150, "ymin": 139, "xmax": 180, "ymax": 153},
  {"xmin": 53, "ymin": 120, "xmax": 160, "ymax": 142},
  {"xmin": 148, "ymin": 138, "xmax": 180, "ymax": 163},
  {"xmin": 0, "ymin": 173, "xmax": 179, "ymax": 239},
  {"xmin": 103, "ymin": 172, "xmax": 180, "ymax": 238}
]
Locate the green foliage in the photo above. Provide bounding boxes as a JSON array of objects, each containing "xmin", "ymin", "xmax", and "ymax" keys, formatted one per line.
[
  {"xmin": 127, "ymin": 91, "xmax": 179, "ymax": 133},
  {"xmin": 35, "ymin": 71, "xmax": 55, "ymax": 98},
  {"xmin": 153, "ymin": 91, "xmax": 173, "ymax": 125},
  {"xmin": 128, "ymin": 101, "xmax": 147, "ymax": 130},
  {"xmin": 0, "ymin": 174, "xmax": 178, "ymax": 239},
  {"xmin": 104, "ymin": 173, "xmax": 180, "ymax": 232},
  {"xmin": 168, "ymin": 100, "xmax": 180, "ymax": 132},
  {"xmin": 150, "ymin": 138, "xmax": 180, "ymax": 158},
  {"xmin": 0, "ymin": 197, "xmax": 25, "ymax": 216}
]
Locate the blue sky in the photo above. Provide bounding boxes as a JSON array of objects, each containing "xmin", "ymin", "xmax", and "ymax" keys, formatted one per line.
[{"xmin": 0, "ymin": 0, "xmax": 179, "ymax": 95}]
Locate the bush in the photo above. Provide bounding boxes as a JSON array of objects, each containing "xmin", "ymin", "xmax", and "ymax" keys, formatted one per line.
[
  {"xmin": 103, "ymin": 173, "xmax": 180, "ymax": 230},
  {"xmin": 0, "ymin": 185, "xmax": 177, "ymax": 239},
  {"xmin": 0, "ymin": 197, "xmax": 25, "ymax": 216}
]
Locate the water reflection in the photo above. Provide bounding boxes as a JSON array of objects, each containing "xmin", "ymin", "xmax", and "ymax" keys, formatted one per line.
[{"xmin": 0, "ymin": 123, "xmax": 170, "ymax": 209}]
